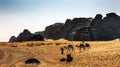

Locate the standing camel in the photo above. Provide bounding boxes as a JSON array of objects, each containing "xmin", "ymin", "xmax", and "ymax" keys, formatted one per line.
[
  {"xmin": 85, "ymin": 43, "xmax": 91, "ymax": 50},
  {"xmin": 76, "ymin": 43, "xmax": 85, "ymax": 52},
  {"xmin": 63, "ymin": 44, "xmax": 75, "ymax": 54},
  {"xmin": 76, "ymin": 41, "xmax": 91, "ymax": 52}
]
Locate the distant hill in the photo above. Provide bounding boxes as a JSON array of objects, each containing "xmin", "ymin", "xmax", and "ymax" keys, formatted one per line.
[
  {"xmin": 9, "ymin": 12, "xmax": 120, "ymax": 42},
  {"xmin": 9, "ymin": 29, "xmax": 44, "ymax": 42}
]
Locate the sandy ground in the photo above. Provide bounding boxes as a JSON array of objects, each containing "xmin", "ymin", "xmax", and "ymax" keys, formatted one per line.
[{"xmin": 0, "ymin": 40, "xmax": 120, "ymax": 67}]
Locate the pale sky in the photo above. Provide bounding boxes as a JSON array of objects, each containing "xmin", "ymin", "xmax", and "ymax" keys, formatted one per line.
[{"xmin": 0, "ymin": 0, "xmax": 120, "ymax": 42}]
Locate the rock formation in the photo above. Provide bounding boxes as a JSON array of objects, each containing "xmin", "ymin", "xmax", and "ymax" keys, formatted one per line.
[
  {"xmin": 40, "ymin": 18, "xmax": 93, "ymax": 40},
  {"xmin": 9, "ymin": 36, "xmax": 17, "ymax": 42},
  {"xmin": 63, "ymin": 18, "xmax": 92, "ymax": 40},
  {"xmin": 42, "ymin": 18, "xmax": 92, "ymax": 40},
  {"xmin": 43, "ymin": 23, "xmax": 64, "ymax": 39},
  {"xmin": 16, "ymin": 29, "xmax": 33, "ymax": 42},
  {"xmin": 9, "ymin": 29, "xmax": 44, "ymax": 42},
  {"xmin": 9, "ymin": 12, "xmax": 120, "ymax": 41},
  {"xmin": 94, "ymin": 13, "xmax": 120, "ymax": 40},
  {"xmin": 28, "ymin": 34, "xmax": 44, "ymax": 41},
  {"xmin": 41, "ymin": 13, "xmax": 120, "ymax": 41}
]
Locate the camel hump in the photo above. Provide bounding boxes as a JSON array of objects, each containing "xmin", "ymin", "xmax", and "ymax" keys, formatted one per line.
[
  {"xmin": 68, "ymin": 45, "xmax": 73, "ymax": 48},
  {"xmin": 85, "ymin": 43, "xmax": 90, "ymax": 46}
]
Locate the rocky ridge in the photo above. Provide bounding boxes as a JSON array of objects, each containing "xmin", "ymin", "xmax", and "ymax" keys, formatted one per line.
[
  {"xmin": 9, "ymin": 29, "xmax": 44, "ymax": 42},
  {"xmin": 39, "ymin": 13, "xmax": 120, "ymax": 41},
  {"xmin": 9, "ymin": 13, "xmax": 120, "ymax": 41}
]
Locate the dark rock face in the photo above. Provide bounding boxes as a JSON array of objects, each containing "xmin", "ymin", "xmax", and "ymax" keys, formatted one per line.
[
  {"xmin": 94, "ymin": 13, "xmax": 120, "ymax": 40},
  {"xmin": 28, "ymin": 34, "xmax": 44, "ymax": 41},
  {"xmin": 90, "ymin": 14, "xmax": 103, "ymax": 40},
  {"xmin": 90, "ymin": 14, "xmax": 103, "ymax": 26},
  {"xmin": 9, "ymin": 12, "xmax": 120, "ymax": 41},
  {"xmin": 41, "ymin": 18, "xmax": 92, "ymax": 40},
  {"xmin": 9, "ymin": 36, "xmax": 17, "ymax": 42},
  {"xmin": 63, "ymin": 18, "xmax": 92, "ymax": 40},
  {"xmin": 35, "ymin": 31, "xmax": 44, "ymax": 36},
  {"xmin": 72, "ymin": 26, "xmax": 95, "ymax": 41},
  {"xmin": 43, "ymin": 23, "xmax": 64, "ymax": 39},
  {"xmin": 16, "ymin": 29, "xmax": 33, "ymax": 42},
  {"xmin": 42, "ymin": 13, "xmax": 120, "ymax": 41},
  {"xmin": 73, "ymin": 27, "xmax": 90, "ymax": 41},
  {"xmin": 9, "ymin": 29, "xmax": 44, "ymax": 42}
]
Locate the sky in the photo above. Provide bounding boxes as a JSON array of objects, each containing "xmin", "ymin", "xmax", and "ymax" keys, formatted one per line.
[{"xmin": 0, "ymin": 0, "xmax": 120, "ymax": 42}]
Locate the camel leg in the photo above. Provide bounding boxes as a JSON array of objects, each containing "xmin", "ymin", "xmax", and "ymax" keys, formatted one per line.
[
  {"xmin": 79, "ymin": 48, "xmax": 81, "ymax": 52},
  {"xmin": 72, "ymin": 49, "xmax": 75, "ymax": 54},
  {"xmin": 67, "ymin": 49, "xmax": 70, "ymax": 54},
  {"xmin": 87, "ymin": 47, "xmax": 91, "ymax": 51},
  {"xmin": 74, "ymin": 49, "xmax": 75, "ymax": 54},
  {"xmin": 66, "ymin": 49, "xmax": 68, "ymax": 54}
]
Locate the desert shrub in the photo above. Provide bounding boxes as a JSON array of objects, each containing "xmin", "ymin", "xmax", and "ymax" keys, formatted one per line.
[
  {"xmin": 40, "ymin": 43, "xmax": 46, "ymax": 45},
  {"xmin": 56, "ymin": 43, "xmax": 61, "ymax": 46},
  {"xmin": 10, "ymin": 45, "xmax": 17, "ymax": 47},
  {"xmin": 27, "ymin": 43, "xmax": 33, "ymax": 47}
]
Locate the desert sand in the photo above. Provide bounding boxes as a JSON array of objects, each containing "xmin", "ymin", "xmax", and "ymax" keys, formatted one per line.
[{"xmin": 0, "ymin": 39, "xmax": 120, "ymax": 67}]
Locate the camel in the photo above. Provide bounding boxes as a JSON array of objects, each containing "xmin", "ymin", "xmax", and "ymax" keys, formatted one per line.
[
  {"xmin": 85, "ymin": 43, "xmax": 91, "ymax": 50},
  {"xmin": 76, "ymin": 42, "xmax": 91, "ymax": 52},
  {"xmin": 76, "ymin": 43, "xmax": 85, "ymax": 52},
  {"xmin": 63, "ymin": 44, "xmax": 75, "ymax": 54}
]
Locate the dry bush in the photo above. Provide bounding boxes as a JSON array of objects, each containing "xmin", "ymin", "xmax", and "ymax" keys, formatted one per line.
[
  {"xmin": 55, "ymin": 43, "xmax": 61, "ymax": 46},
  {"xmin": 10, "ymin": 45, "xmax": 17, "ymax": 47}
]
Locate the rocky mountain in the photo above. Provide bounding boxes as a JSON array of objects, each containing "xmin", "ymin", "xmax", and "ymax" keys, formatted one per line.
[
  {"xmin": 9, "ymin": 12, "xmax": 120, "ymax": 41},
  {"xmin": 37, "ymin": 18, "xmax": 93, "ymax": 41},
  {"xmin": 38, "ymin": 12, "xmax": 120, "ymax": 41},
  {"xmin": 9, "ymin": 29, "xmax": 44, "ymax": 42}
]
